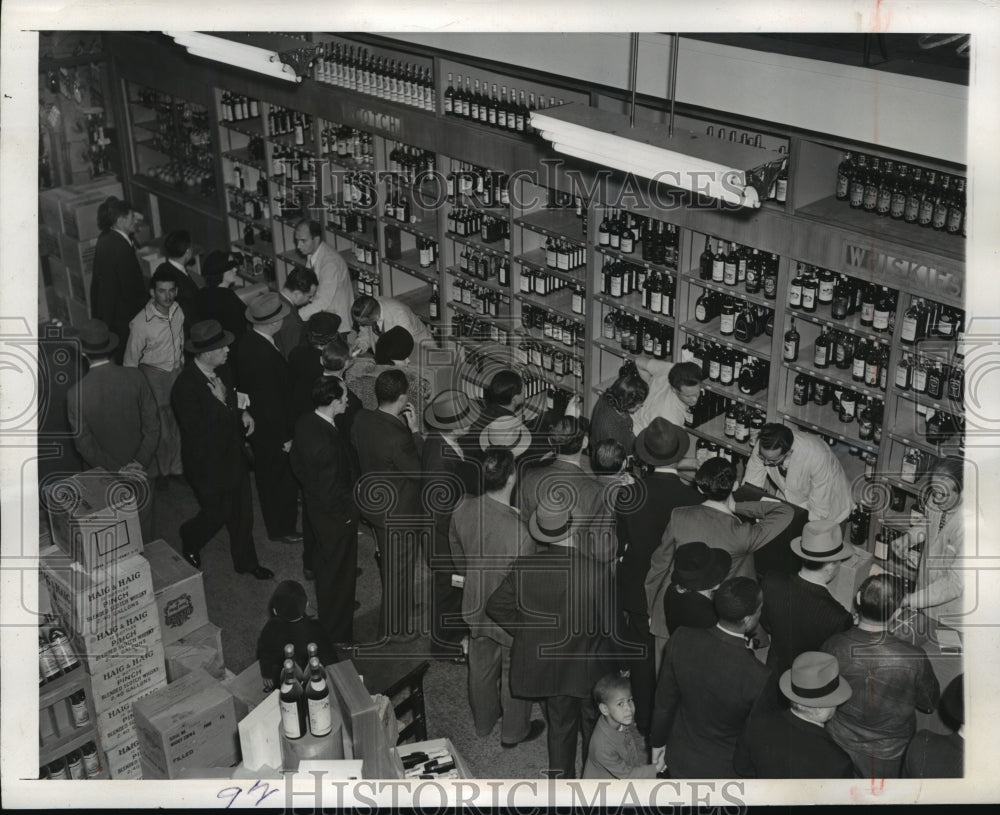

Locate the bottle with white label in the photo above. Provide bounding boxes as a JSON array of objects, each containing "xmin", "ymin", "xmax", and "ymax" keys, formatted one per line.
[
  {"xmin": 305, "ymin": 657, "xmax": 333, "ymax": 736},
  {"xmin": 279, "ymin": 659, "xmax": 307, "ymax": 739}
]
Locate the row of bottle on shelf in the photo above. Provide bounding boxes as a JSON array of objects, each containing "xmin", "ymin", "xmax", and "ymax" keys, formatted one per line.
[
  {"xmin": 238, "ymin": 223, "xmax": 274, "ymax": 249},
  {"xmin": 356, "ymin": 268, "xmax": 382, "ymax": 297},
  {"xmin": 895, "ymin": 353, "xmax": 964, "ymax": 401},
  {"xmin": 383, "ymin": 176, "xmax": 419, "ymax": 224},
  {"xmin": 694, "ymin": 292, "xmax": 774, "ymax": 341},
  {"xmin": 791, "ymin": 372, "xmax": 884, "ymax": 435},
  {"xmin": 40, "ymin": 742, "xmax": 102, "ymax": 780},
  {"xmin": 38, "ymin": 625, "xmax": 79, "ymax": 685},
  {"xmin": 458, "ymin": 247, "xmax": 511, "ymax": 285},
  {"xmin": 716, "ymin": 402, "xmax": 767, "ymax": 446},
  {"xmin": 345, "ymin": 242, "xmax": 378, "ymax": 268},
  {"xmin": 446, "ymin": 208, "xmax": 510, "ymax": 245},
  {"xmin": 784, "ymin": 319, "xmax": 890, "ymax": 388},
  {"xmin": 514, "ymin": 341, "xmax": 581, "ymax": 378},
  {"xmin": 312, "ymin": 43, "xmax": 435, "ymax": 111},
  {"xmin": 521, "ymin": 304, "xmax": 584, "ymax": 348},
  {"xmin": 600, "ymin": 260, "xmax": 677, "ymax": 316},
  {"xmin": 697, "ymin": 237, "xmax": 781, "ymax": 297},
  {"xmin": 387, "ymin": 143, "xmax": 436, "ymax": 179},
  {"xmin": 900, "ymin": 298, "xmax": 965, "ymax": 345},
  {"xmin": 599, "ymin": 210, "xmax": 682, "ymax": 267},
  {"xmin": 680, "ymin": 337, "xmax": 771, "ymax": 395},
  {"xmin": 694, "ymin": 437, "xmax": 750, "ymax": 466},
  {"xmin": 219, "ymin": 92, "xmax": 260, "ymax": 123},
  {"xmin": 453, "ymin": 279, "xmax": 506, "ymax": 317},
  {"xmin": 789, "ymin": 267, "xmax": 897, "ymax": 330},
  {"xmin": 914, "ymin": 407, "xmax": 964, "ymax": 447},
  {"xmin": 518, "ymin": 268, "xmax": 583, "ymax": 301},
  {"xmin": 835, "ymin": 152, "xmax": 966, "ymax": 236},
  {"xmin": 228, "ymin": 250, "xmax": 275, "ymax": 281},
  {"xmin": 266, "ymin": 107, "xmax": 314, "ymax": 145},
  {"xmin": 327, "ymin": 205, "xmax": 373, "ymax": 236},
  {"xmin": 279, "ymin": 643, "xmax": 335, "ymax": 740},
  {"xmin": 321, "ymin": 124, "xmax": 374, "ymax": 165},
  {"xmin": 443, "ymin": 73, "xmax": 554, "ymax": 135},
  {"xmin": 602, "ymin": 310, "xmax": 673, "ymax": 359},
  {"xmin": 447, "ymin": 164, "xmax": 511, "ymax": 208}
]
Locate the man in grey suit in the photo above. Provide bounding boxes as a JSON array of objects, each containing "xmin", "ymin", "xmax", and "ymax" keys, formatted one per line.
[{"xmin": 66, "ymin": 319, "xmax": 159, "ymax": 541}]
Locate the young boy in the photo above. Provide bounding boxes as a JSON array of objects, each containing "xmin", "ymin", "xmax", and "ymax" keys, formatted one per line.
[{"xmin": 583, "ymin": 673, "xmax": 661, "ymax": 779}]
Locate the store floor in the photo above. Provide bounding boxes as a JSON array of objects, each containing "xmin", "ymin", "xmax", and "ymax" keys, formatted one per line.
[{"xmin": 149, "ymin": 475, "xmax": 560, "ymax": 779}]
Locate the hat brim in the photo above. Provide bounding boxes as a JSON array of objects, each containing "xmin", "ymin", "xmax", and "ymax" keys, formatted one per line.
[
  {"xmin": 424, "ymin": 403, "xmax": 475, "ymax": 432},
  {"xmin": 245, "ymin": 300, "xmax": 291, "ymax": 325},
  {"xmin": 633, "ymin": 427, "xmax": 690, "ymax": 467},
  {"xmin": 779, "ymin": 672, "xmax": 853, "ymax": 707},
  {"xmin": 674, "ymin": 548, "xmax": 732, "ymax": 591},
  {"xmin": 790, "ymin": 537, "xmax": 853, "ymax": 562},
  {"xmin": 184, "ymin": 329, "xmax": 235, "ymax": 354},
  {"xmin": 528, "ymin": 513, "xmax": 576, "ymax": 544},
  {"xmin": 479, "ymin": 424, "xmax": 531, "ymax": 459},
  {"xmin": 81, "ymin": 336, "xmax": 119, "ymax": 355}
]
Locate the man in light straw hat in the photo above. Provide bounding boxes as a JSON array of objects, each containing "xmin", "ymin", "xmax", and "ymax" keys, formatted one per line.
[
  {"xmin": 235, "ymin": 292, "xmax": 301, "ymax": 545},
  {"xmin": 735, "ymin": 651, "xmax": 854, "ymax": 778},
  {"xmin": 487, "ymin": 507, "xmax": 616, "ymax": 778},
  {"xmin": 760, "ymin": 520, "xmax": 854, "ymax": 674}
]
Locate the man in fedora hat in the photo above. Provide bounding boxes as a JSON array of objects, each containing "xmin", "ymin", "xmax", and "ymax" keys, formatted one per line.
[
  {"xmin": 450, "ymin": 448, "xmax": 542, "ymax": 747},
  {"xmin": 760, "ymin": 520, "xmax": 855, "ymax": 674},
  {"xmin": 615, "ymin": 417, "xmax": 703, "ymax": 736},
  {"xmin": 67, "ymin": 318, "xmax": 160, "ymax": 542},
  {"xmin": 664, "ymin": 541, "xmax": 732, "ymax": 634},
  {"xmin": 486, "ymin": 507, "xmax": 616, "ymax": 778},
  {"xmin": 235, "ymin": 292, "xmax": 302, "ymax": 545},
  {"xmin": 821, "ymin": 574, "xmax": 939, "ymax": 778},
  {"xmin": 422, "ymin": 389, "xmax": 479, "ymax": 661},
  {"xmin": 170, "ymin": 320, "xmax": 272, "ymax": 579},
  {"xmin": 650, "ymin": 577, "xmax": 769, "ymax": 779},
  {"xmin": 734, "ymin": 651, "xmax": 854, "ymax": 778}
]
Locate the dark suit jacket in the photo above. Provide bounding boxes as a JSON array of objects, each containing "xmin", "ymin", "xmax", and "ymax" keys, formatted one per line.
[
  {"xmin": 289, "ymin": 411, "xmax": 357, "ymax": 520},
  {"xmin": 421, "ymin": 433, "xmax": 479, "ymax": 540},
  {"xmin": 156, "ymin": 261, "xmax": 201, "ymax": 336},
  {"xmin": 196, "ymin": 286, "xmax": 248, "ymax": 342},
  {"xmin": 67, "ymin": 363, "xmax": 160, "ymax": 471},
  {"xmin": 274, "ymin": 293, "xmax": 305, "ymax": 359},
  {"xmin": 486, "ymin": 544, "xmax": 615, "ymax": 699},
  {"xmin": 617, "ymin": 471, "xmax": 703, "ymax": 617},
  {"xmin": 761, "ymin": 572, "xmax": 854, "ymax": 673},
  {"xmin": 170, "ymin": 362, "xmax": 248, "ymax": 495},
  {"xmin": 903, "ymin": 730, "xmax": 963, "ymax": 778},
  {"xmin": 664, "ymin": 585, "xmax": 717, "ymax": 634},
  {"xmin": 734, "ymin": 707, "xmax": 855, "ymax": 779},
  {"xmin": 234, "ymin": 330, "xmax": 296, "ymax": 447},
  {"xmin": 651, "ymin": 625, "xmax": 769, "ymax": 778},
  {"xmin": 90, "ymin": 230, "xmax": 146, "ymax": 342},
  {"xmin": 289, "ymin": 345, "xmax": 324, "ymax": 418},
  {"xmin": 351, "ymin": 408, "xmax": 424, "ymax": 526}
]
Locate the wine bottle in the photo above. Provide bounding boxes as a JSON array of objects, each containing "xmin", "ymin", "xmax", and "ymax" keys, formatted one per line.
[
  {"xmin": 835, "ymin": 152, "xmax": 853, "ymax": 201},
  {"xmin": 711, "ymin": 239, "xmax": 725, "ymax": 283},
  {"xmin": 719, "ymin": 297, "xmax": 737, "ymax": 336},
  {"xmin": 872, "ymin": 287, "xmax": 892, "ymax": 332},
  {"xmin": 279, "ymin": 659, "xmax": 307, "ymax": 739},
  {"xmin": 793, "ymin": 373, "xmax": 810, "ymax": 405},
  {"xmin": 895, "ymin": 352, "xmax": 912, "ymax": 390},
  {"xmin": 443, "ymin": 73, "xmax": 455, "ymax": 115},
  {"xmin": 863, "ymin": 156, "xmax": 880, "ymax": 213},
  {"xmin": 801, "ymin": 272, "xmax": 818, "ymax": 313},
  {"xmin": 699, "ymin": 235, "xmax": 713, "ymax": 280},
  {"xmin": 788, "ymin": 267, "xmax": 803, "ymax": 309},
  {"xmin": 783, "ymin": 318, "xmax": 800, "ymax": 362},
  {"xmin": 852, "ymin": 339, "xmax": 868, "ymax": 382},
  {"xmin": 848, "ymin": 154, "xmax": 867, "ymax": 209},
  {"xmin": 859, "ymin": 285, "xmax": 876, "ymax": 327},
  {"xmin": 305, "ymin": 657, "xmax": 333, "ymax": 737},
  {"xmin": 814, "ymin": 327, "xmax": 831, "ymax": 369},
  {"xmin": 890, "ymin": 164, "xmax": 909, "ymax": 220},
  {"xmin": 429, "ymin": 284, "xmax": 440, "ymax": 319},
  {"xmin": 723, "ymin": 242, "xmax": 738, "ymax": 286}
]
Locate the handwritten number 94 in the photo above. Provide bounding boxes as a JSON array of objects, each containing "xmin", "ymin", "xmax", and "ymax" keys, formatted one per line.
[{"xmin": 217, "ymin": 780, "xmax": 281, "ymax": 808}]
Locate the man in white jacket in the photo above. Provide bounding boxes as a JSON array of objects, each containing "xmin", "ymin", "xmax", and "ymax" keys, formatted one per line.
[{"xmin": 295, "ymin": 219, "xmax": 354, "ymax": 333}]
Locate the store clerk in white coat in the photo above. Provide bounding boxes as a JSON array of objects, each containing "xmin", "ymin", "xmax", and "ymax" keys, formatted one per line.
[
  {"xmin": 742, "ymin": 423, "xmax": 854, "ymax": 524},
  {"xmin": 349, "ymin": 294, "xmax": 434, "ymax": 363}
]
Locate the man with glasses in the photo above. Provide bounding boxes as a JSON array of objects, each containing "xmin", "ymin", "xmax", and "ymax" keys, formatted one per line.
[{"xmin": 743, "ymin": 423, "xmax": 854, "ymax": 525}]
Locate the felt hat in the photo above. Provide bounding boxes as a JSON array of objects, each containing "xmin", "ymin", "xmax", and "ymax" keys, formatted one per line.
[
  {"xmin": 528, "ymin": 507, "xmax": 575, "ymax": 544},
  {"xmin": 246, "ymin": 292, "xmax": 290, "ymax": 325},
  {"xmin": 424, "ymin": 389, "xmax": 475, "ymax": 432},
  {"xmin": 790, "ymin": 520, "xmax": 852, "ymax": 562},
  {"xmin": 185, "ymin": 319, "xmax": 234, "ymax": 354},
  {"xmin": 634, "ymin": 417, "xmax": 690, "ymax": 467},
  {"xmin": 305, "ymin": 312, "xmax": 343, "ymax": 346},
  {"xmin": 75, "ymin": 318, "xmax": 118, "ymax": 355},
  {"xmin": 779, "ymin": 651, "xmax": 852, "ymax": 707},
  {"xmin": 480, "ymin": 415, "xmax": 531, "ymax": 459},
  {"xmin": 202, "ymin": 249, "xmax": 240, "ymax": 280},
  {"xmin": 374, "ymin": 326, "xmax": 414, "ymax": 364},
  {"xmin": 672, "ymin": 542, "xmax": 732, "ymax": 591}
]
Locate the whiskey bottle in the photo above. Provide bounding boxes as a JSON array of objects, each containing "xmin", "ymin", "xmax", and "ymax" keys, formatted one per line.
[
  {"xmin": 814, "ymin": 327, "xmax": 831, "ymax": 369},
  {"xmin": 783, "ymin": 318, "xmax": 800, "ymax": 362},
  {"xmin": 835, "ymin": 152, "xmax": 853, "ymax": 201},
  {"xmin": 699, "ymin": 235, "xmax": 713, "ymax": 280}
]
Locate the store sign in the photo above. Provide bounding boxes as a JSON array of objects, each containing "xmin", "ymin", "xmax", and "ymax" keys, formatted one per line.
[
  {"xmin": 345, "ymin": 107, "xmax": 402, "ymax": 138},
  {"xmin": 843, "ymin": 241, "xmax": 962, "ymax": 300}
]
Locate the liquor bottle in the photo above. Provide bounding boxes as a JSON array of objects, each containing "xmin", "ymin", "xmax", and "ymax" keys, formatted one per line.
[
  {"xmin": 429, "ymin": 284, "xmax": 440, "ymax": 319},
  {"xmin": 711, "ymin": 239, "xmax": 725, "ymax": 283},
  {"xmin": 695, "ymin": 290, "xmax": 718, "ymax": 323},
  {"xmin": 864, "ymin": 341, "xmax": 880, "ymax": 388},
  {"xmin": 848, "ymin": 154, "xmax": 867, "ymax": 209},
  {"xmin": 895, "ymin": 352, "xmax": 912, "ymax": 390},
  {"xmin": 719, "ymin": 297, "xmax": 737, "ymax": 336},
  {"xmin": 305, "ymin": 657, "xmax": 333, "ymax": 737},
  {"xmin": 279, "ymin": 659, "xmax": 307, "ymax": 739},
  {"xmin": 900, "ymin": 448, "xmax": 920, "ymax": 483},
  {"xmin": 793, "ymin": 373, "xmax": 810, "ymax": 405},
  {"xmin": 443, "ymin": 73, "xmax": 455, "ymax": 115},
  {"xmin": 817, "ymin": 268, "xmax": 836, "ymax": 306},
  {"xmin": 745, "ymin": 249, "xmax": 761, "ymax": 294},
  {"xmin": 903, "ymin": 167, "xmax": 923, "ymax": 224},
  {"xmin": 801, "ymin": 272, "xmax": 818, "ymax": 313},
  {"xmin": 872, "ymin": 287, "xmax": 893, "ymax": 332},
  {"xmin": 918, "ymin": 170, "xmax": 937, "ymax": 227},
  {"xmin": 839, "ymin": 389, "xmax": 857, "ymax": 423},
  {"xmin": 936, "ymin": 307, "xmax": 956, "ymax": 339},
  {"xmin": 487, "ymin": 83, "xmax": 499, "ymax": 127},
  {"xmin": 814, "ymin": 327, "xmax": 831, "ymax": 369},
  {"xmin": 833, "ymin": 331, "xmax": 851, "ymax": 369},
  {"xmin": 762, "ymin": 256, "xmax": 778, "ymax": 300},
  {"xmin": 835, "ymin": 152, "xmax": 853, "ymax": 201},
  {"xmin": 699, "ymin": 235, "xmax": 713, "ymax": 280},
  {"xmin": 859, "ymin": 285, "xmax": 876, "ymax": 328},
  {"xmin": 948, "ymin": 363, "xmax": 964, "ymax": 403},
  {"xmin": 49, "ymin": 627, "xmax": 79, "ymax": 673},
  {"xmin": 515, "ymin": 91, "xmax": 528, "ymax": 133},
  {"xmin": 723, "ymin": 242, "xmax": 738, "ymax": 286},
  {"xmin": 946, "ymin": 178, "xmax": 966, "ymax": 235},
  {"xmin": 724, "ymin": 402, "xmax": 738, "ymax": 438},
  {"xmin": 912, "ymin": 357, "xmax": 928, "ymax": 393},
  {"xmin": 900, "ymin": 298, "xmax": 923, "ymax": 344},
  {"xmin": 283, "ymin": 644, "xmax": 305, "ymax": 681},
  {"xmin": 926, "ymin": 361, "xmax": 944, "ymax": 400},
  {"xmin": 932, "ymin": 175, "xmax": 952, "ymax": 230},
  {"xmin": 608, "ymin": 210, "xmax": 621, "ymax": 249},
  {"xmin": 852, "ymin": 339, "xmax": 868, "ymax": 383},
  {"xmin": 788, "ymin": 266, "xmax": 803, "ymax": 309},
  {"xmin": 70, "ymin": 689, "xmax": 91, "ymax": 727},
  {"xmin": 876, "ymin": 159, "xmax": 894, "ymax": 216},
  {"xmin": 81, "ymin": 742, "xmax": 101, "ymax": 779},
  {"xmin": 890, "ymin": 164, "xmax": 909, "ymax": 219},
  {"xmin": 863, "ymin": 156, "xmax": 880, "ymax": 213},
  {"xmin": 39, "ymin": 633, "xmax": 61, "ymax": 683},
  {"xmin": 498, "ymin": 86, "xmax": 510, "ymax": 130},
  {"xmin": 619, "ymin": 212, "xmax": 635, "ymax": 254},
  {"xmin": 783, "ymin": 318, "xmax": 800, "ymax": 362}
]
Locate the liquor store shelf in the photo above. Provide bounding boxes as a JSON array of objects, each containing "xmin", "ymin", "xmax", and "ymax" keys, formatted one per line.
[
  {"xmin": 687, "ymin": 413, "xmax": 754, "ymax": 458},
  {"xmin": 886, "ymin": 424, "xmax": 964, "ymax": 459},
  {"xmin": 593, "ymin": 338, "xmax": 632, "ymax": 359},
  {"xmin": 231, "ymin": 239, "xmax": 274, "ymax": 258},
  {"xmin": 513, "ymin": 291, "xmax": 585, "ymax": 326},
  {"xmin": 385, "ymin": 250, "xmax": 440, "ymax": 285},
  {"xmin": 778, "ymin": 403, "xmax": 878, "ymax": 454},
  {"xmin": 222, "ymin": 148, "xmax": 267, "ymax": 172},
  {"xmin": 39, "ymin": 668, "xmax": 88, "ymax": 708},
  {"xmin": 267, "ymin": 131, "xmax": 318, "ymax": 155},
  {"xmin": 513, "ymin": 324, "xmax": 585, "ymax": 358},
  {"xmin": 597, "ymin": 243, "xmax": 677, "ymax": 275},
  {"xmin": 40, "ymin": 725, "xmax": 101, "ymax": 769},
  {"xmin": 594, "ymin": 292, "xmax": 675, "ymax": 328},
  {"xmin": 515, "ymin": 250, "xmax": 586, "ymax": 285},
  {"xmin": 447, "ymin": 266, "xmax": 511, "ymax": 295},
  {"xmin": 893, "ymin": 387, "xmax": 963, "ymax": 416},
  {"xmin": 680, "ymin": 319, "xmax": 772, "ymax": 359},
  {"xmin": 220, "ymin": 117, "xmax": 265, "ymax": 139},
  {"xmin": 450, "ymin": 190, "xmax": 508, "ymax": 214},
  {"xmin": 379, "ymin": 214, "xmax": 438, "ymax": 241},
  {"xmin": 447, "ymin": 230, "xmax": 509, "ymax": 257},
  {"xmin": 785, "ymin": 351, "xmax": 887, "ymax": 401},
  {"xmin": 326, "ymin": 223, "xmax": 378, "ymax": 246},
  {"xmin": 785, "ymin": 306, "xmax": 893, "ymax": 346},
  {"xmin": 322, "ymin": 152, "xmax": 375, "ymax": 172},
  {"xmin": 701, "ymin": 378, "xmax": 769, "ymax": 412},
  {"xmin": 277, "ymin": 249, "xmax": 307, "ymax": 269},
  {"xmin": 131, "ymin": 175, "xmax": 219, "ymax": 218},
  {"xmin": 682, "ymin": 273, "xmax": 775, "ymax": 310},
  {"xmin": 227, "ymin": 211, "xmax": 272, "ymax": 232},
  {"xmin": 513, "ymin": 209, "xmax": 586, "ymax": 243},
  {"xmin": 339, "ymin": 248, "xmax": 377, "ymax": 276},
  {"xmin": 879, "ymin": 474, "xmax": 924, "ymax": 496},
  {"xmin": 446, "ymin": 300, "xmax": 509, "ymax": 324}
]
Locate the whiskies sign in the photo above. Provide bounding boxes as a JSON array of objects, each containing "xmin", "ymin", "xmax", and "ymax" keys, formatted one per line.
[{"xmin": 843, "ymin": 241, "xmax": 963, "ymax": 301}]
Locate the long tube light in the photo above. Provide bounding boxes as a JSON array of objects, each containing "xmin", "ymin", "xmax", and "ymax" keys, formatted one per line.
[
  {"xmin": 165, "ymin": 31, "xmax": 300, "ymax": 83},
  {"xmin": 532, "ymin": 105, "xmax": 785, "ymax": 209}
]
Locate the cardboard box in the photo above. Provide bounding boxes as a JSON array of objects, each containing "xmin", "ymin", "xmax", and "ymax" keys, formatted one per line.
[
  {"xmin": 137, "ymin": 246, "xmax": 166, "ymax": 283},
  {"xmin": 165, "ymin": 622, "xmax": 225, "ymax": 682},
  {"xmin": 86, "ymin": 643, "xmax": 167, "ymax": 710},
  {"xmin": 67, "ymin": 262, "xmax": 93, "ymax": 309},
  {"xmin": 44, "ymin": 468, "xmax": 144, "ymax": 571},
  {"xmin": 134, "ymin": 669, "xmax": 240, "ymax": 780},
  {"xmin": 94, "ymin": 687, "xmax": 159, "ymax": 749},
  {"xmin": 40, "ymin": 549, "xmax": 154, "ymax": 634},
  {"xmin": 58, "ymin": 232, "xmax": 99, "ymax": 275},
  {"xmin": 49, "ymin": 257, "xmax": 71, "ymax": 300},
  {"xmin": 61, "ymin": 180, "xmax": 123, "ymax": 242},
  {"xmin": 39, "ymin": 186, "xmax": 79, "ymax": 232},
  {"xmin": 39, "ymin": 224, "xmax": 61, "ymax": 259},
  {"xmin": 144, "ymin": 539, "xmax": 209, "ymax": 645},
  {"xmin": 73, "ymin": 601, "xmax": 164, "ymax": 668},
  {"xmin": 67, "ymin": 296, "xmax": 90, "ymax": 328},
  {"xmin": 105, "ymin": 735, "xmax": 143, "ymax": 780},
  {"xmin": 328, "ymin": 661, "xmax": 401, "ymax": 779},
  {"xmin": 222, "ymin": 661, "xmax": 270, "ymax": 721},
  {"xmin": 237, "ymin": 691, "xmax": 282, "ymax": 772}
]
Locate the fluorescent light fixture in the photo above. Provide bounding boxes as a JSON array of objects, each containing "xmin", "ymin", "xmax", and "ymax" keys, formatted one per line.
[
  {"xmin": 165, "ymin": 31, "xmax": 300, "ymax": 83},
  {"xmin": 532, "ymin": 104, "xmax": 785, "ymax": 208}
]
